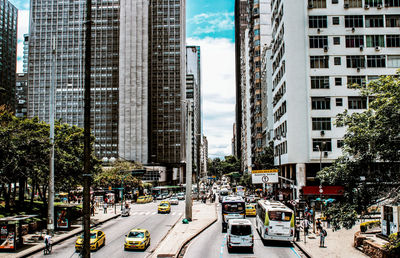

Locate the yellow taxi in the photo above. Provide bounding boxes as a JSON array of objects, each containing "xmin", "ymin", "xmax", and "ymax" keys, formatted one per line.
[
  {"xmin": 158, "ymin": 200, "xmax": 171, "ymax": 214},
  {"xmin": 245, "ymin": 204, "xmax": 256, "ymax": 216},
  {"xmin": 145, "ymin": 195, "xmax": 153, "ymax": 202},
  {"xmin": 75, "ymin": 229, "xmax": 105, "ymax": 251},
  {"xmin": 124, "ymin": 228, "xmax": 150, "ymax": 250},
  {"xmin": 136, "ymin": 196, "xmax": 147, "ymax": 204}
]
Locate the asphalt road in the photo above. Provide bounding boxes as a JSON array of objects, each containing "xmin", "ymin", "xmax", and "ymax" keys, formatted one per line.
[
  {"xmin": 182, "ymin": 203, "xmax": 303, "ymax": 258},
  {"xmin": 32, "ymin": 200, "xmax": 184, "ymax": 258}
]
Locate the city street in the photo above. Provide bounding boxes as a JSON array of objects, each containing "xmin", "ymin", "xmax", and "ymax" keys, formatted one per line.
[
  {"xmin": 32, "ymin": 200, "xmax": 184, "ymax": 258},
  {"xmin": 182, "ymin": 203, "xmax": 302, "ymax": 258}
]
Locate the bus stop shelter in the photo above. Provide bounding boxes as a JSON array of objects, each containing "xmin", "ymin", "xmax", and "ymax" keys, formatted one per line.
[{"xmin": 0, "ymin": 215, "xmax": 38, "ymax": 251}]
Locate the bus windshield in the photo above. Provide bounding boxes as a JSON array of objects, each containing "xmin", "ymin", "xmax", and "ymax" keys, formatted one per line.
[
  {"xmin": 268, "ymin": 211, "xmax": 292, "ymax": 221},
  {"xmin": 223, "ymin": 202, "xmax": 245, "ymax": 213}
]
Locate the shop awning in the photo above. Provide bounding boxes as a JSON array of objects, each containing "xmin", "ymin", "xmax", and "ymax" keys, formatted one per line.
[{"xmin": 302, "ymin": 186, "xmax": 345, "ymax": 196}]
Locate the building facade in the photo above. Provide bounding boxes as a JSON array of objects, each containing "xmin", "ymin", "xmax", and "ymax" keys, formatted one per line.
[
  {"xmin": 0, "ymin": 0, "xmax": 17, "ymax": 110},
  {"xmin": 15, "ymin": 73, "xmax": 28, "ymax": 118},
  {"xmin": 23, "ymin": 34, "xmax": 29, "ymax": 73},
  {"xmin": 200, "ymin": 135, "xmax": 208, "ymax": 179},
  {"xmin": 269, "ymin": 0, "xmax": 400, "ymax": 197}
]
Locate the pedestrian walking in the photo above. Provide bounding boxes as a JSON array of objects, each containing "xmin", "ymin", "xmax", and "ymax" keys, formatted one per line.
[
  {"xmin": 103, "ymin": 202, "xmax": 107, "ymax": 214},
  {"xmin": 302, "ymin": 218, "xmax": 310, "ymax": 236},
  {"xmin": 316, "ymin": 218, "xmax": 322, "ymax": 233},
  {"xmin": 91, "ymin": 205, "xmax": 95, "ymax": 216},
  {"xmin": 319, "ymin": 227, "xmax": 327, "ymax": 247},
  {"xmin": 295, "ymin": 222, "xmax": 301, "ymax": 241}
]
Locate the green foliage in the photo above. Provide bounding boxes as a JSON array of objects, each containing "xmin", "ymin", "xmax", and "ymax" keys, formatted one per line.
[
  {"xmin": 317, "ymin": 71, "xmax": 400, "ymax": 229},
  {"xmin": 207, "ymin": 156, "xmax": 240, "ymax": 178},
  {"xmin": 384, "ymin": 233, "xmax": 400, "ymax": 255},
  {"xmin": 324, "ymin": 203, "xmax": 358, "ymax": 230},
  {"xmin": 93, "ymin": 161, "xmax": 143, "ymax": 189},
  {"xmin": 254, "ymin": 141, "xmax": 275, "ymax": 170}
]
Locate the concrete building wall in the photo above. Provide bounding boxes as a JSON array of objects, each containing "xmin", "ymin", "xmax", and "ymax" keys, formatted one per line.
[{"xmin": 119, "ymin": 0, "xmax": 149, "ymax": 163}]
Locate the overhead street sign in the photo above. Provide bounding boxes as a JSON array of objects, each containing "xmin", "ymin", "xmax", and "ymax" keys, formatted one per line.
[
  {"xmin": 252, "ymin": 169, "xmax": 279, "ymax": 174},
  {"xmin": 252, "ymin": 169, "xmax": 279, "ymax": 184}
]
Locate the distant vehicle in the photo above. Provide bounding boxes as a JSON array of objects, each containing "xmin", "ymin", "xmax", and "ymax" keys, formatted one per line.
[
  {"xmin": 235, "ymin": 186, "xmax": 246, "ymax": 197},
  {"xmin": 158, "ymin": 201, "xmax": 171, "ymax": 213},
  {"xmin": 255, "ymin": 200, "xmax": 295, "ymax": 242},
  {"xmin": 245, "ymin": 204, "xmax": 256, "ymax": 216},
  {"xmin": 75, "ymin": 230, "xmax": 105, "ymax": 252},
  {"xmin": 124, "ymin": 228, "xmax": 150, "ymax": 250},
  {"xmin": 177, "ymin": 193, "xmax": 185, "ymax": 200},
  {"xmin": 137, "ymin": 196, "xmax": 147, "ymax": 204},
  {"xmin": 156, "ymin": 195, "xmax": 163, "ymax": 200},
  {"xmin": 246, "ymin": 195, "xmax": 257, "ymax": 203},
  {"xmin": 226, "ymin": 219, "xmax": 254, "ymax": 252},
  {"xmin": 221, "ymin": 196, "xmax": 246, "ymax": 232},
  {"xmin": 219, "ymin": 189, "xmax": 229, "ymax": 203},
  {"xmin": 169, "ymin": 197, "xmax": 179, "ymax": 205},
  {"xmin": 161, "ymin": 193, "xmax": 168, "ymax": 199}
]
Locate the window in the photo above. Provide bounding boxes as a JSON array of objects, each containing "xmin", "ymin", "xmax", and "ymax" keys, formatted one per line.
[
  {"xmin": 333, "ymin": 37, "xmax": 341, "ymax": 45},
  {"xmin": 348, "ymin": 97, "xmax": 367, "ymax": 109},
  {"xmin": 347, "ymin": 76, "xmax": 366, "ymax": 87},
  {"xmin": 365, "ymin": 15, "xmax": 384, "ymax": 27},
  {"xmin": 346, "ymin": 55, "xmax": 365, "ymax": 68},
  {"xmin": 345, "ymin": 35, "xmax": 364, "ymax": 47},
  {"xmin": 311, "ymin": 76, "xmax": 329, "ymax": 89},
  {"xmin": 312, "ymin": 97, "xmax": 330, "ymax": 109},
  {"xmin": 334, "ymin": 57, "xmax": 341, "ymax": 65},
  {"xmin": 337, "ymin": 140, "xmax": 344, "ymax": 148},
  {"xmin": 365, "ymin": 0, "xmax": 383, "ymax": 7},
  {"xmin": 309, "ymin": 16, "xmax": 328, "ymax": 28},
  {"xmin": 345, "ymin": 15, "xmax": 363, "ymax": 27},
  {"xmin": 332, "ymin": 0, "xmax": 338, "ymax": 3},
  {"xmin": 348, "ymin": 0, "xmax": 363, "ymax": 7},
  {"xmin": 310, "ymin": 56, "xmax": 329, "ymax": 68},
  {"xmin": 336, "ymin": 98, "xmax": 343, "ymax": 106},
  {"xmin": 309, "ymin": 0, "xmax": 327, "ymax": 8},
  {"xmin": 387, "ymin": 56, "xmax": 400, "ymax": 68},
  {"xmin": 386, "ymin": 35, "xmax": 400, "ymax": 47},
  {"xmin": 312, "ymin": 139, "xmax": 332, "ymax": 151},
  {"xmin": 332, "ymin": 17, "xmax": 340, "ymax": 25},
  {"xmin": 309, "ymin": 36, "xmax": 328, "ymax": 48},
  {"xmin": 366, "ymin": 35, "xmax": 385, "ymax": 47},
  {"xmin": 312, "ymin": 117, "xmax": 331, "ymax": 130},
  {"xmin": 385, "ymin": 0, "xmax": 400, "ymax": 7},
  {"xmin": 367, "ymin": 55, "xmax": 386, "ymax": 67},
  {"xmin": 335, "ymin": 77, "xmax": 342, "ymax": 85},
  {"xmin": 386, "ymin": 15, "xmax": 400, "ymax": 27}
]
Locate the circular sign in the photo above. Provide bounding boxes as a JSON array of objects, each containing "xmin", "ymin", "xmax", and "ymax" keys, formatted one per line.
[
  {"xmin": 262, "ymin": 176, "xmax": 269, "ymax": 183},
  {"xmin": 319, "ymin": 189, "xmax": 323, "ymax": 193}
]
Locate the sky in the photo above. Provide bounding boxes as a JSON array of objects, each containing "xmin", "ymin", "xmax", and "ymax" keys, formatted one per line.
[{"xmin": 13, "ymin": 0, "xmax": 235, "ymax": 159}]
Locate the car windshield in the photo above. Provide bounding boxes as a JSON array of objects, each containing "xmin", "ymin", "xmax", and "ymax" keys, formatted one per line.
[
  {"xmin": 171, "ymin": 198, "xmax": 178, "ymax": 200},
  {"xmin": 81, "ymin": 233, "xmax": 97, "ymax": 239},
  {"xmin": 223, "ymin": 202, "xmax": 245, "ymax": 213},
  {"xmin": 160, "ymin": 203, "xmax": 169, "ymax": 207},
  {"xmin": 220, "ymin": 191, "xmax": 229, "ymax": 196},
  {"xmin": 128, "ymin": 231, "xmax": 144, "ymax": 238},
  {"xmin": 246, "ymin": 206, "xmax": 254, "ymax": 209},
  {"xmin": 138, "ymin": 197, "xmax": 145, "ymax": 199},
  {"xmin": 268, "ymin": 211, "xmax": 292, "ymax": 221},
  {"xmin": 230, "ymin": 225, "xmax": 252, "ymax": 236}
]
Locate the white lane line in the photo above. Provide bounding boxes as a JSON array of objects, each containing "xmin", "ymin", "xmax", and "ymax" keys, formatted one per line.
[
  {"xmin": 172, "ymin": 212, "xmax": 176, "ymax": 215},
  {"xmin": 178, "ymin": 212, "xmax": 183, "ymax": 216},
  {"xmin": 132, "ymin": 212, "xmax": 138, "ymax": 215},
  {"xmin": 152, "ymin": 212, "xmax": 157, "ymax": 215}
]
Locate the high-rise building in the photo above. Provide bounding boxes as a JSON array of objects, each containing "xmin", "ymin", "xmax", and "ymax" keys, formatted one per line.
[
  {"xmin": 15, "ymin": 73, "xmax": 28, "ymax": 118},
  {"xmin": 0, "ymin": 0, "xmax": 17, "ymax": 109},
  {"xmin": 28, "ymin": 0, "xmax": 120, "ymax": 158},
  {"xmin": 247, "ymin": 0, "xmax": 272, "ymax": 165},
  {"xmin": 148, "ymin": 0, "xmax": 186, "ymax": 174},
  {"xmin": 23, "ymin": 34, "xmax": 29, "ymax": 73},
  {"xmin": 269, "ymin": 0, "xmax": 400, "ymax": 197},
  {"xmin": 186, "ymin": 45, "xmax": 201, "ymax": 182},
  {"xmin": 200, "ymin": 135, "xmax": 208, "ymax": 179},
  {"xmin": 234, "ymin": 0, "xmax": 249, "ymax": 164}
]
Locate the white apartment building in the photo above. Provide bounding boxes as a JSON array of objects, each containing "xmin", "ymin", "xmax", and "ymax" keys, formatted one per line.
[{"xmin": 270, "ymin": 0, "xmax": 400, "ymax": 197}]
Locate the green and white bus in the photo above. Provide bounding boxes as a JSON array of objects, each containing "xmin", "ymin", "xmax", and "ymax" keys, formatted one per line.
[{"xmin": 255, "ymin": 200, "xmax": 294, "ymax": 241}]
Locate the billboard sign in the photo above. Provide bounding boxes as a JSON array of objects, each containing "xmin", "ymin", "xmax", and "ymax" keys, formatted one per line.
[
  {"xmin": 0, "ymin": 224, "xmax": 16, "ymax": 250},
  {"xmin": 251, "ymin": 169, "xmax": 279, "ymax": 184}
]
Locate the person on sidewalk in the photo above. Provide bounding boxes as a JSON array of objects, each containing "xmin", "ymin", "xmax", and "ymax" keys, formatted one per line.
[
  {"xmin": 103, "ymin": 202, "xmax": 107, "ymax": 214},
  {"xmin": 319, "ymin": 227, "xmax": 327, "ymax": 247},
  {"xmin": 302, "ymin": 218, "xmax": 310, "ymax": 236},
  {"xmin": 295, "ymin": 222, "xmax": 301, "ymax": 241},
  {"xmin": 91, "ymin": 204, "xmax": 95, "ymax": 216},
  {"xmin": 316, "ymin": 218, "xmax": 322, "ymax": 233}
]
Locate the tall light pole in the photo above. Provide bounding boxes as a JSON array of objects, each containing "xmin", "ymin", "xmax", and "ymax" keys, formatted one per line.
[
  {"xmin": 185, "ymin": 101, "xmax": 193, "ymax": 221},
  {"xmin": 47, "ymin": 36, "xmax": 56, "ymax": 235}
]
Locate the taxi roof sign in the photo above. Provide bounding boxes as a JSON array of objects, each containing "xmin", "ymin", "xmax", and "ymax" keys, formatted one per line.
[{"xmin": 252, "ymin": 169, "xmax": 278, "ymax": 174}]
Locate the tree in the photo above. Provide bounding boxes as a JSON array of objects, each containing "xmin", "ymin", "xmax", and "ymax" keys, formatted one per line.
[
  {"xmin": 317, "ymin": 71, "xmax": 400, "ymax": 229},
  {"xmin": 254, "ymin": 141, "xmax": 275, "ymax": 170}
]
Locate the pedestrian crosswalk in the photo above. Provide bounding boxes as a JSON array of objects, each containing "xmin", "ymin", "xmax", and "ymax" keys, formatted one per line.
[{"xmin": 129, "ymin": 211, "xmax": 183, "ymax": 216}]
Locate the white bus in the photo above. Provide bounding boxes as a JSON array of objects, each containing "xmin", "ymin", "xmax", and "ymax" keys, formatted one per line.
[{"xmin": 255, "ymin": 200, "xmax": 295, "ymax": 241}]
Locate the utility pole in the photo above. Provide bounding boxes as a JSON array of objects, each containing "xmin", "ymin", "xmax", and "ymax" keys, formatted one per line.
[
  {"xmin": 185, "ymin": 101, "xmax": 193, "ymax": 221},
  {"xmin": 47, "ymin": 36, "xmax": 56, "ymax": 235},
  {"xmin": 82, "ymin": 0, "xmax": 92, "ymax": 257}
]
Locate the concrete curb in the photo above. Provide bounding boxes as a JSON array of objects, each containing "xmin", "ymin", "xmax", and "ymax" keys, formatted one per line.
[
  {"xmin": 175, "ymin": 203, "xmax": 218, "ymax": 258},
  {"xmin": 292, "ymin": 241, "xmax": 313, "ymax": 258},
  {"xmin": 18, "ymin": 213, "xmax": 121, "ymax": 258}
]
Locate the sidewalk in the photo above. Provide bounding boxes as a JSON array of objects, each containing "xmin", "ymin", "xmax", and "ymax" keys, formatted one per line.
[
  {"xmin": 294, "ymin": 221, "xmax": 367, "ymax": 258},
  {"xmin": 2, "ymin": 205, "xmax": 122, "ymax": 258},
  {"xmin": 149, "ymin": 201, "xmax": 217, "ymax": 258}
]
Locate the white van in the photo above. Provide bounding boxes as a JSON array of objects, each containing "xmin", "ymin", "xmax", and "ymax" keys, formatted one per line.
[{"xmin": 226, "ymin": 219, "xmax": 254, "ymax": 252}]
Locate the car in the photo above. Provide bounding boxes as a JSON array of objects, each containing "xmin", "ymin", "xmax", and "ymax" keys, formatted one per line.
[
  {"xmin": 124, "ymin": 228, "xmax": 150, "ymax": 250},
  {"xmin": 161, "ymin": 193, "xmax": 168, "ymax": 199},
  {"xmin": 226, "ymin": 219, "xmax": 253, "ymax": 252},
  {"xmin": 169, "ymin": 197, "xmax": 179, "ymax": 205},
  {"xmin": 156, "ymin": 195, "xmax": 163, "ymax": 200},
  {"xmin": 177, "ymin": 193, "xmax": 185, "ymax": 200},
  {"xmin": 245, "ymin": 204, "xmax": 256, "ymax": 216},
  {"xmin": 158, "ymin": 201, "xmax": 171, "ymax": 213},
  {"xmin": 75, "ymin": 229, "xmax": 105, "ymax": 252},
  {"xmin": 145, "ymin": 195, "xmax": 153, "ymax": 202},
  {"xmin": 136, "ymin": 196, "xmax": 147, "ymax": 203},
  {"xmin": 246, "ymin": 195, "xmax": 257, "ymax": 203}
]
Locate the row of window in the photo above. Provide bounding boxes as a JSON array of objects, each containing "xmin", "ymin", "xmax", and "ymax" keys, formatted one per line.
[
  {"xmin": 309, "ymin": 15, "xmax": 400, "ymax": 28},
  {"xmin": 311, "ymin": 75, "xmax": 377, "ymax": 89},
  {"xmin": 309, "ymin": 0, "xmax": 400, "ymax": 8},
  {"xmin": 309, "ymin": 35, "xmax": 400, "ymax": 48},
  {"xmin": 310, "ymin": 55, "xmax": 400, "ymax": 68},
  {"xmin": 312, "ymin": 138, "xmax": 345, "ymax": 152},
  {"xmin": 312, "ymin": 96, "xmax": 369, "ymax": 109}
]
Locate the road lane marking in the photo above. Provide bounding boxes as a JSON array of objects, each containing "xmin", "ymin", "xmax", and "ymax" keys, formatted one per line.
[
  {"xmin": 152, "ymin": 212, "xmax": 157, "ymax": 215},
  {"xmin": 132, "ymin": 212, "xmax": 138, "ymax": 215},
  {"xmin": 172, "ymin": 212, "xmax": 176, "ymax": 215},
  {"xmin": 290, "ymin": 247, "xmax": 302, "ymax": 258},
  {"xmin": 178, "ymin": 212, "xmax": 183, "ymax": 216},
  {"xmin": 220, "ymin": 233, "xmax": 226, "ymax": 258}
]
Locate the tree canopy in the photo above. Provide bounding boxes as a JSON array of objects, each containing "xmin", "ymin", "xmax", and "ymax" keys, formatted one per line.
[{"xmin": 317, "ymin": 71, "xmax": 400, "ymax": 229}]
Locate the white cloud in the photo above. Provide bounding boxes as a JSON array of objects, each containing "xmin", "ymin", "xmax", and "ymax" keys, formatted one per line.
[
  {"xmin": 16, "ymin": 9, "xmax": 29, "ymax": 73},
  {"xmin": 187, "ymin": 37, "xmax": 235, "ymax": 158},
  {"xmin": 188, "ymin": 12, "xmax": 234, "ymax": 35}
]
